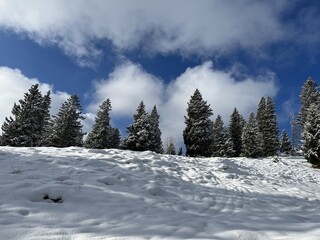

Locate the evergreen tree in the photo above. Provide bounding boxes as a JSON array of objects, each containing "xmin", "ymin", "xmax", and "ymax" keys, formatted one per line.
[
  {"xmin": 255, "ymin": 97, "xmax": 279, "ymax": 156},
  {"xmin": 212, "ymin": 115, "xmax": 224, "ymax": 157},
  {"xmin": 222, "ymin": 127, "xmax": 235, "ymax": 157},
  {"xmin": 241, "ymin": 113, "xmax": 263, "ymax": 158},
  {"xmin": 229, "ymin": 108, "xmax": 244, "ymax": 157},
  {"xmin": 42, "ymin": 95, "xmax": 85, "ymax": 147},
  {"xmin": 264, "ymin": 97, "xmax": 279, "ymax": 156},
  {"xmin": 121, "ymin": 101, "xmax": 150, "ymax": 151},
  {"xmin": 256, "ymin": 97, "xmax": 267, "ymax": 152},
  {"xmin": 183, "ymin": 89, "xmax": 214, "ymax": 157},
  {"xmin": 212, "ymin": 115, "xmax": 234, "ymax": 157},
  {"xmin": 108, "ymin": 128, "xmax": 121, "ymax": 149},
  {"xmin": 148, "ymin": 105, "xmax": 163, "ymax": 153},
  {"xmin": 1, "ymin": 84, "xmax": 51, "ymax": 147},
  {"xmin": 84, "ymin": 99, "xmax": 120, "ymax": 149},
  {"xmin": 290, "ymin": 113, "xmax": 301, "ymax": 154},
  {"xmin": 166, "ymin": 142, "xmax": 176, "ymax": 155},
  {"xmin": 301, "ymin": 103, "xmax": 320, "ymax": 166},
  {"xmin": 178, "ymin": 147, "xmax": 183, "ymax": 156},
  {"xmin": 298, "ymin": 77, "xmax": 319, "ymax": 128},
  {"xmin": 279, "ymin": 129, "xmax": 292, "ymax": 154}
]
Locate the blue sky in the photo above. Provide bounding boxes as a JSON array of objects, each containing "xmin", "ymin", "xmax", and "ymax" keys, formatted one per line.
[{"xmin": 0, "ymin": 1, "xmax": 320, "ymax": 147}]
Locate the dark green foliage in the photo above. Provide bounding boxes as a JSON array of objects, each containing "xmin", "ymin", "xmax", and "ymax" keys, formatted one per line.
[
  {"xmin": 290, "ymin": 113, "xmax": 301, "ymax": 154},
  {"xmin": 228, "ymin": 108, "xmax": 244, "ymax": 157},
  {"xmin": 178, "ymin": 147, "xmax": 183, "ymax": 156},
  {"xmin": 212, "ymin": 115, "xmax": 234, "ymax": 157},
  {"xmin": 166, "ymin": 142, "xmax": 176, "ymax": 155},
  {"xmin": 42, "ymin": 95, "xmax": 85, "ymax": 147},
  {"xmin": 1, "ymin": 84, "xmax": 51, "ymax": 147},
  {"xmin": 241, "ymin": 113, "xmax": 263, "ymax": 158},
  {"xmin": 84, "ymin": 99, "xmax": 120, "ymax": 149},
  {"xmin": 121, "ymin": 101, "xmax": 151, "ymax": 151},
  {"xmin": 301, "ymin": 103, "xmax": 320, "ymax": 166},
  {"xmin": 148, "ymin": 105, "xmax": 163, "ymax": 153},
  {"xmin": 256, "ymin": 97, "xmax": 279, "ymax": 156},
  {"xmin": 264, "ymin": 97, "xmax": 279, "ymax": 156},
  {"xmin": 183, "ymin": 89, "xmax": 214, "ymax": 157},
  {"xmin": 279, "ymin": 129, "xmax": 292, "ymax": 154},
  {"xmin": 299, "ymin": 77, "xmax": 319, "ymax": 128}
]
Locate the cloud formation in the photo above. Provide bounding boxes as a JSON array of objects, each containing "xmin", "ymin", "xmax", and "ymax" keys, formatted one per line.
[
  {"xmin": 0, "ymin": 67, "xmax": 70, "ymax": 132},
  {"xmin": 88, "ymin": 61, "xmax": 278, "ymax": 147},
  {"xmin": 0, "ymin": 1, "xmax": 298, "ymax": 66}
]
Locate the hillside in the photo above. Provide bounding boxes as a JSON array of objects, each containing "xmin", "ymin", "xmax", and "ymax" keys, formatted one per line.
[{"xmin": 0, "ymin": 147, "xmax": 319, "ymax": 240}]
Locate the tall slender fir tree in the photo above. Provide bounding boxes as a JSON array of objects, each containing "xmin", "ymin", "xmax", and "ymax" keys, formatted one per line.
[
  {"xmin": 183, "ymin": 89, "xmax": 214, "ymax": 157},
  {"xmin": 301, "ymin": 103, "xmax": 320, "ymax": 166},
  {"xmin": 241, "ymin": 113, "xmax": 263, "ymax": 158},
  {"xmin": 229, "ymin": 108, "xmax": 244, "ymax": 157},
  {"xmin": 148, "ymin": 105, "xmax": 163, "ymax": 153},
  {"xmin": 121, "ymin": 101, "xmax": 150, "ymax": 151},
  {"xmin": 42, "ymin": 95, "xmax": 85, "ymax": 147},
  {"xmin": 1, "ymin": 84, "xmax": 51, "ymax": 147},
  {"xmin": 85, "ymin": 99, "xmax": 120, "ymax": 149}
]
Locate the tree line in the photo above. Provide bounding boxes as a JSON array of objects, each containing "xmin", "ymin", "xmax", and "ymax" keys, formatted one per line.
[{"xmin": 0, "ymin": 77, "xmax": 319, "ymax": 167}]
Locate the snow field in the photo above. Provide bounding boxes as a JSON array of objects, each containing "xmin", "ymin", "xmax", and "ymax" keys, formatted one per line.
[{"xmin": 0, "ymin": 147, "xmax": 319, "ymax": 239}]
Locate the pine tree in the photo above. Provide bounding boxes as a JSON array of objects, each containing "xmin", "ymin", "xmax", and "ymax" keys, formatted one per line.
[
  {"xmin": 84, "ymin": 99, "xmax": 120, "ymax": 149},
  {"xmin": 299, "ymin": 77, "xmax": 319, "ymax": 128},
  {"xmin": 212, "ymin": 115, "xmax": 234, "ymax": 157},
  {"xmin": 264, "ymin": 97, "xmax": 279, "ymax": 156},
  {"xmin": 42, "ymin": 95, "xmax": 85, "ymax": 147},
  {"xmin": 222, "ymin": 127, "xmax": 235, "ymax": 157},
  {"xmin": 301, "ymin": 103, "xmax": 320, "ymax": 166},
  {"xmin": 183, "ymin": 89, "xmax": 214, "ymax": 157},
  {"xmin": 148, "ymin": 105, "xmax": 163, "ymax": 153},
  {"xmin": 121, "ymin": 101, "xmax": 150, "ymax": 151},
  {"xmin": 241, "ymin": 113, "xmax": 263, "ymax": 158},
  {"xmin": 166, "ymin": 142, "xmax": 176, "ymax": 155},
  {"xmin": 256, "ymin": 97, "xmax": 267, "ymax": 152},
  {"xmin": 279, "ymin": 129, "xmax": 292, "ymax": 154},
  {"xmin": 1, "ymin": 84, "xmax": 51, "ymax": 147},
  {"xmin": 290, "ymin": 113, "xmax": 301, "ymax": 154},
  {"xmin": 178, "ymin": 147, "xmax": 183, "ymax": 156},
  {"xmin": 229, "ymin": 108, "xmax": 244, "ymax": 157}
]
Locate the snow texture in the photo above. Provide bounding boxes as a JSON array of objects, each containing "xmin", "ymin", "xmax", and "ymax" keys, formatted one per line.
[{"xmin": 0, "ymin": 147, "xmax": 319, "ymax": 239}]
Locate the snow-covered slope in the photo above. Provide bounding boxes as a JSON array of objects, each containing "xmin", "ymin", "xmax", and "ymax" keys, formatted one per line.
[{"xmin": 0, "ymin": 147, "xmax": 319, "ymax": 240}]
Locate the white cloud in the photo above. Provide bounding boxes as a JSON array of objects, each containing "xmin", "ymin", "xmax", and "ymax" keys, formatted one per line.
[
  {"xmin": 0, "ymin": 67, "xmax": 70, "ymax": 132},
  {"xmin": 0, "ymin": 1, "xmax": 292, "ymax": 65},
  {"xmin": 88, "ymin": 61, "xmax": 164, "ymax": 116},
  {"xmin": 88, "ymin": 61, "xmax": 278, "ymax": 147}
]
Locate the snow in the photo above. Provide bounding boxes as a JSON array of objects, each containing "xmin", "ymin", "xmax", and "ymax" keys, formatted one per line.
[{"xmin": 0, "ymin": 147, "xmax": 319, "ymax": 240}]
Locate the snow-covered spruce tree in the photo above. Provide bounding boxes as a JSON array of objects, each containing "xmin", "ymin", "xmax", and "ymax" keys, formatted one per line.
[
  {"xmin": 264, "ymin": 97, "xmax": 279, "ymax": 156},
  {"xmin": 299, "ymin": 77, "xmax": 319, "ymax": 128},
  {"xmin": 256, "ymin": 97, "xmax": 267, "ymax": 153},
  {"xmin": 121, "ymin": 101, "xmax": 150, "ymax": 151},
  {"xmin": 279, "ymin": 129, "xmax": 292, "ymax": 154},
  {"xmin": 301, "ymin": 103, "xmax": 320, "ymax": 166},
  {"xmin": 212, "ymin": 115, "xmax": 234, "ymax": 157},
  {"xmin": 85, "ymin": 99, "xmax": 120, "ymax": 149},
  {"xmin": 212, "ymin": 115, "xmax": 224, "ymax": 157},
  {"xmin": 42, "ymin": 95, "xmax": 85, "ymax": 147},
  {"xmin": 148, "ymin": 105, "xmax": 163, "ymax": 153},
  {"xmin": 183, "ymin": 89, "xmax": 214, "ymax": 157},
  {"xmin": 229, "ymin": 108, "xmax": 244, "ymax": 157},
  {"xmin": 290, "ymin": 113, "xmax": 301, "ymax": 154},
  {"xmin": 256, "ymin": 97, "xmax": 279, "ymax": 156},
  {"xmin": 1, "ymin": 84, "xmax": 51, "ymax": 147},
  {"xmin": 178, "ymin": 147, "xmax": 183, "ymax": 156},
  {"xmin": 166, "ymin": 142, "xmax": 176, "ymax": 155},
  {"xmin": 241, "ymin": 112, "xmax": 263, "ymax": 158}
]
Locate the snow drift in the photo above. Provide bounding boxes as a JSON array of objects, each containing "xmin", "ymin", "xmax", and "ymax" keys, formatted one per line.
[{"xmin": 0, "ymin": 147, "xmax": 319, "ymax": 239}]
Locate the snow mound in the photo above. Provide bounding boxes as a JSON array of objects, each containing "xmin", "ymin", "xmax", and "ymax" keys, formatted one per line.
[{"xmin": 0, "ymin": 146, "xmax": 319, "ymax": 239}]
